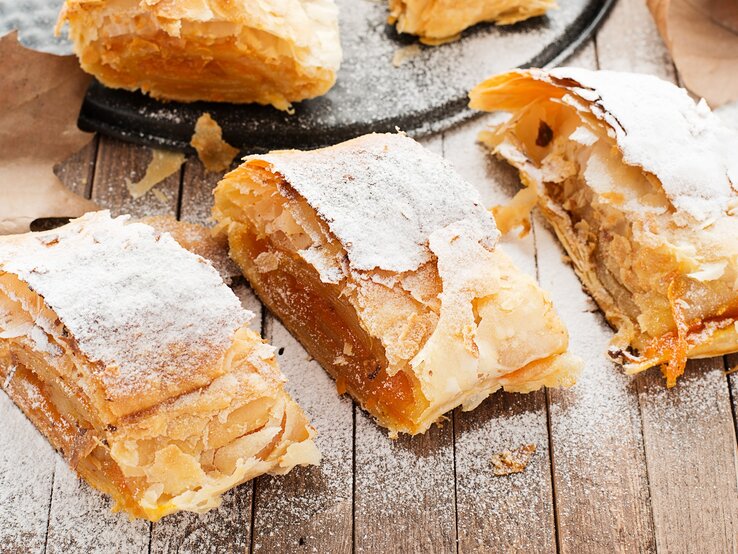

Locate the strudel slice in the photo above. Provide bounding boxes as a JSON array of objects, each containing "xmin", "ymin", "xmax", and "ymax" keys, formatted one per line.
[
  {"xmin": 57, "ymin": 0, "xmax": 342, "ymax": 110},
  {"xmin": 213, "ymin": 133, "xmax": 581, "ymax": 436},
  {"xmin": 0, "ymin": 211, "xmax": 319, "ymax": 521},
  {"xmin": 388, "ymin": 0, "xmax": 556, "ymax": 44},
  {"xmin": 470, "ymin": 68, "xmax": 738, "ymax": 386}
]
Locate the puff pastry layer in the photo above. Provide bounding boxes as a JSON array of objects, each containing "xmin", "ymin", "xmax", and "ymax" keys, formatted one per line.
[
  {"xmin": 470, "ymin": 68, "xmax": 738, "ymax": 386},
  {"xmin": 0, "ymin": 211, "xmax": 319, "ymax": 520},
  {"xmin": 58, "ymin": 0, "xmax": 342, "ymax": 110},
  {"xmin": 388, "ymin": 0, "xmax": 556, "ymax": 44},
  {"xmin": 213, "ymin": 133, "xmax": 580, "ymax": 435}
]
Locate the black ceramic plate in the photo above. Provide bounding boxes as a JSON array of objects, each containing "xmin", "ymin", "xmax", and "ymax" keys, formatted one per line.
[{"xmin": 74, "ymin": 0, "xmax": 613, "ymax": 152}]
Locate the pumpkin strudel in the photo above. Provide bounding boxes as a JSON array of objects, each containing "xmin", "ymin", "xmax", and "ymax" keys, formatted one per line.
[
  {"xmin": 388, "ymin": 0, "xmax": 556, "ymax": 44},
  {"xmin": 470, "ymin": 68, "xmax": 738, "ymax": 386},
  {"xmin": 57, "ymin": 0, "xmax": 342, "ymax": 110},
  {"xmin": 213, "ymin": 133, "xmax": 581, "ymax": 436},
  {"xmin": 0, "ymin": 211, "xmax": 319, "ymax": 521}
]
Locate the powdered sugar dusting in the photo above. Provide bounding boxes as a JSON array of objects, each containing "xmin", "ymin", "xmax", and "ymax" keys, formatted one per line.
[
  {"xmin": 549, "ymin": 67, "xmax": 738, "ymax": 221},
  {"xmin": 252, "ymin": 319, "xmax": 353, "ymax": 552},
  {"xmin": 535, "ymin": 218, "xmax": 654, "ymax": 547},
  {"xmin": 0, "ymin": 394, "xmax": 56, "ymax": 552},
  {"xmin": 0, "ymin": 211, "xmax": 251, "ymax": 411},
  {"xmin": 455, "ymin": 398, "xmax": 555, "ymax": 550},
  {"xmin": 46, "ymin": 459, "xmax": 149, "ymax": 553},
  {"xmin": 354, "ymin": 412, "xmax": 455, "ymax": 553},
  {"xmin": 256, "ymin": 133, "xmax": 495, "ymax": 273}
]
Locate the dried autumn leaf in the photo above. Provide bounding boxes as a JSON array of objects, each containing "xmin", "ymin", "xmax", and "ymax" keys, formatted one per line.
[
  {"xmin": 0, "ymin": 31, "xmax": 97, "ymax": 234},
  {"xmin": 647, "ymin": 0, "xmax": 738, "ymax": 107}
]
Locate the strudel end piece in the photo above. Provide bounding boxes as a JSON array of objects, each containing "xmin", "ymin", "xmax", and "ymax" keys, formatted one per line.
[
  {"xmin": 213, "ymin": 133, "xmax": 581, "ymax": 436},
  {"xmin": 388, "ymin": 0, "xmax": 556, "ymax": 44},
  {"xmin": 0, "ymin": 211, "xmax": 319, "ymax": 521},
  {"xmin": 57, "ymin": 0, "xmax": 342, "ymax": 110},
  {"xmin": 470, "ymin": 68, "xmax": 738, "ymax": 386}
]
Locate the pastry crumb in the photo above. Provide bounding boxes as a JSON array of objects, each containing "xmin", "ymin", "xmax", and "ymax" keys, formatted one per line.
[
  {"xmin": 392, "ymin": 44, "xmax": 422, "ymax": 67},
  {"xmin": 190, "ymin": 113, "xmax": 240, "ymax": 172},
  {"xmin": 126, "ymin": 149, "xmax": 184, "ymax": 199},
  {"xmin": 491, "ymin": 186, "xmax": 538, "ymax": 238},
  {"xmin": 491, "ymin": 443, "xmax": 536, "ymax": 476}
]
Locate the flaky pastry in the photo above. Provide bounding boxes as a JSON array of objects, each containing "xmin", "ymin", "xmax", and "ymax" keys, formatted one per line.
[
  {"xmin": 213, "ymin": 133, "xmax": 581, "ymax": 435},
  {"xmin": 57, "ymin": 0, "xmax": 342, "ymax": 110},
  {"xmin": 470, "ymin": 68, "xmax": 738, "ymax": 386},
  {"xmin": 0, "ymin": 211, "xmax": 319, "ymax": 521},
  {"xmin": 388, "ymin": 0, "xmax": 556, "ymax": 44}
]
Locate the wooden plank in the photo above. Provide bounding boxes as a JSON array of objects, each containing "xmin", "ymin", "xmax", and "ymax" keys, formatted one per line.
[
  {"xmin": 178, "ymin": 157, "xmax": 229, "ymax": 225},
  {"xmin": 90, "ymin": 135, "xmax": 181, "ymax": 216},
  {"xmin": 150, "ymin": 487, "xmax": 252, "ymax": 554},
  {"xmin": 354, "ymin": 412, "xmax": 456, "ymax": 553},
  {"xmin": 729, "ymin": 355, "xmax": 738, "ymax": 438},
  {"xmin": 535, "ymin": 40, "xmax": 657, "ymax": 553},
  {"xmin": 44, "ymin": 137, "xmax": 164, "ymax": 553},
  {"xmin": 251, "ymin": 318, "xmax": 354, "ymax": 553},
  {"xmin": 0, "ymin": 136, "xmax": 101, "ymax": 554},
  {"xmin": 45, "ymin": 461, "xmax": 150, "ymax": 554},
  {"xmin": 54, "ymin": 136, "xmax": 99, "ymax": 199},
  {"xmin": 353, "ymin": 134, "xmax": 456, "ymax": 554},
  {"xmin": 443, "ymin": 116, "xmax": 556, "ymax": 553},
  {"xmin": 637, "ymin": 360, "xmax": 738, "ymax": 553},
  {"xmin": 596, "ymin": 1, "xmax": 738, "ymax": 551},
  {"xmin": 536, "ymin": 216, "xmax": 656, "ymax": 552},
  {"xmin": 151, "ymin": 155, "xmax": 261, "ymax": 552},
  {"xmin": 0, "ymin": 394, "xmax": 57, "ymax": 554}
]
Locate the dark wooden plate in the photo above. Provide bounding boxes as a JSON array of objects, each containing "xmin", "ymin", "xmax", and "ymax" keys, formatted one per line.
[{"xmin": 4, "ymin": 0, "xmax": 614, "ymax": 152}]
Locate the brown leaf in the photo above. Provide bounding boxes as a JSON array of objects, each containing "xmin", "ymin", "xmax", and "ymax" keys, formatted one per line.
[
  {"xmin": 648, "ymin": 0, "xmax": 738, "ymax": 107},
  {"xmin": 0, "ymin": 31, "xmax": 97, "ymax": 235}
]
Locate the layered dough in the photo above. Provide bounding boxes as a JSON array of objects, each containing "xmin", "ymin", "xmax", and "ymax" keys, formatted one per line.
[
  {"xmin": 213, "ymin": 133, "xmax": 580, "ymax": 435},
  {"xmin": 470, "ymin": 68, "xmax": 738, "ymax": 386},
  {"xmin": 57, "ymin": 0, "xmax": 342, "ymax": 110},
  {"xmin": 0, "ymin": 211, "xmax": 319, "ymax": 520},
  {"xmin": 388, "ymin": 0, "xmax": 556, "ymax": 44}
]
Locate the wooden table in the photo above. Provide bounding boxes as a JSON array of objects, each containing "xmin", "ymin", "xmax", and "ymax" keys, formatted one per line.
[{"xmin": 2, "ymin": 0, "xmax": 737, "ymax": 551}]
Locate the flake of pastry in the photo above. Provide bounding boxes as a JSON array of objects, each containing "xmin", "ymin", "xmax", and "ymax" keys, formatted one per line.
[
  {"xmin": 388, "ymin": 0, "xmax": 556, "ymax": 45},
  {"xmin": 491, "ymin": 443, "xmax": 536, "ymax": 476},
  {"xmin": 213, "ymin": 133, "xmax": 581, "ymax": 435},
  {"xmin": 57, "ymin": 0, "xmax": 342, "ymax": 109},
  {"xmin": 470, "ymin": 67, "xmax": 738, "ymax": 386},
  {"xmin": 0, "ymin": 211, "xmax": 319, "ymax": 520},
  {"xmin": 126, "ymin": 149, "xmax": 185, "ymax": 199},
  {"xmin": 190, "ymin": 113, "xmax": 240, "ymax": 173}
]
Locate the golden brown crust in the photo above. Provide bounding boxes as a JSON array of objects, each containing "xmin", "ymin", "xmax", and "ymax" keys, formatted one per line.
[{"xmin": 58, "ymin": 0, "xmax": 342, "ymax": 109}]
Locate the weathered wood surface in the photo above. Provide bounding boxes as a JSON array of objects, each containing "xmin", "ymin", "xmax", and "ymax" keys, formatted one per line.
[
  {"xmin": 597, "ymin": 2, "xmax": 738, "ymax": 553},
  {"xmin": 2, "ymin": 1, "xmax": 737, "ymax": 551}
]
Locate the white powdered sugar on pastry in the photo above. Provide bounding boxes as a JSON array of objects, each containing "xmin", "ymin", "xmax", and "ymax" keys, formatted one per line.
[
  {"xmin": 0, "ymin": 211, "xmax": 251, "ymax": 403},
  {"xmin": 255, "ymin": 133, "xmax": 498, "ymax": 273},
  {"xmin": 547, "ymin": 68, "xmax": 738, "ymax": 222}
]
